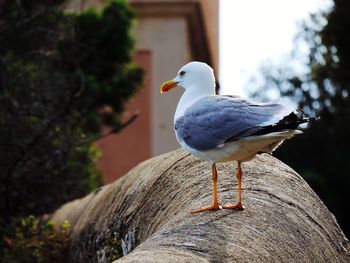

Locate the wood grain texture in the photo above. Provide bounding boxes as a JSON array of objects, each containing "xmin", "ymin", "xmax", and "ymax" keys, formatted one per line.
[{"xmin": 51, "ymin": 148, "xmax": 350, "ymax": 262}]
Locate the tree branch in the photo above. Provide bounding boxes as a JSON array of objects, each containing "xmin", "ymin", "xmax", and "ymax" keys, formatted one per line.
[{"xmin": 79, "ymin": 112, "xmax": 140, "ymax": 145}]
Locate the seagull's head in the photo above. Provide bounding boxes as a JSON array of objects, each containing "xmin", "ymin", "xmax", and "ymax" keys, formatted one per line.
[{"xmin": 160, "ymin": 61, "xmax": 215, "ymax": 94}]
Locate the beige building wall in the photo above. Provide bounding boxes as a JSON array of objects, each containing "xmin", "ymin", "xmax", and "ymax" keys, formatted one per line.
[
  {"xmin": 129, "ymin": 0, "xmax": 218, "ymax": 73},
  {"xmin": 133, "ymin": 18, "xmax": 191, "ymax": 155},
  {"xmin": 129, "ymin": 0, "xmax": 218, "ymax": 155}
]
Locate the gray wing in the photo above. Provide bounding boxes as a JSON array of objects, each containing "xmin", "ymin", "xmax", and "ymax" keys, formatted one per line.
[{"xmin": 175, "ymin": 95, "xmax": 295, "ymax": 151}]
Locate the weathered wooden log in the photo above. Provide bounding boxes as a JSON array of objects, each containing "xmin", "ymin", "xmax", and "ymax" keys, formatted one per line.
[{"xmin": 51, "ymin": 149, "xmax": 350, "ymax": 262}]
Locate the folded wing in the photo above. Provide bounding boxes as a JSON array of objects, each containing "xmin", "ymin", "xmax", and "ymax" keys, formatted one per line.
[{"xmin": 175, "ymin": 95, "xmax": 305, "ymax": 151}]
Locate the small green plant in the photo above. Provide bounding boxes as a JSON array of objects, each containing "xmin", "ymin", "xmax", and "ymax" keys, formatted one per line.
[
  {"xmin": 96, "ymin": 230, "xmax": 123, "ymax": 262},
  {"xmin": 2, "ymin": 216, "xmax": 71, "ymax": 263}
]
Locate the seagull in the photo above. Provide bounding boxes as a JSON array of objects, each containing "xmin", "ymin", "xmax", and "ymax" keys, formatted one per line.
[{"xmin": 160, "ymin": 61, "xmax": 318, "ymax": 213}]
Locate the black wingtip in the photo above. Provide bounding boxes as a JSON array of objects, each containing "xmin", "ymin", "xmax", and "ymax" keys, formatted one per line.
[
  {"xmin": 300, "ymin": 116, "xmax": 320, "ymax": 124},
  {"xmin": 252, "ymin": 110, "xmax": 320, "ymax": 137}
]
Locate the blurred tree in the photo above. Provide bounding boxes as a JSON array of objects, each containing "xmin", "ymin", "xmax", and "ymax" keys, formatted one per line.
[
  {"xmin": 0, "ymin": 0, "xmax": 143, "ymax": 238},
  {"xmin": 251, "ymin": 0, "xmax": 350, "ymax": 238}
]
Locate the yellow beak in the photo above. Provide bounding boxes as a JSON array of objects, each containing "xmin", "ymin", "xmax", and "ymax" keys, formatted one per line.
[{"xmin": 160, "ymin": 79, "xmax": 178, "ymax": 93}]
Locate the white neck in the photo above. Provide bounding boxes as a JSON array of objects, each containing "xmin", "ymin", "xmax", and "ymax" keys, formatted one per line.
[{"xmin": 174, "ymin": 84, "xmax": 215, "ymax": 121}]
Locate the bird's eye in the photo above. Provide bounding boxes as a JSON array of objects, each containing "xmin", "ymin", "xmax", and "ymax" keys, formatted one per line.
[{"xmin": 179, "ymin": 71, "xmax": 185, "ymax": 77}]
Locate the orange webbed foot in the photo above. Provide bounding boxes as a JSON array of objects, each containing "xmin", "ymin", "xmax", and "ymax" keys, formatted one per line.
[
  {"xmin": 222, "ymin": 202, "xmax": 245, "ymax": 210},
  {"xmin": 191, "ymin": 203, "xmax": 222, "ymax": 214}
]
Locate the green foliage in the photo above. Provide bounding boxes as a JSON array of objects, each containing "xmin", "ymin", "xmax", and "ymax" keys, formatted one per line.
[
  {"xmin": 0, "ymin": 0, "xmax": 143, "ymax": 245},
  {"xmin": 2, "ymin": 216, "xmax": 71, "ymax": 263},
  {"xmin": 97, "ymin": 232, "xmax": 123, "ymax": 262},
  {"xmin": 251, "ymin": 0, "xmax": 350, "ymax": 237}
]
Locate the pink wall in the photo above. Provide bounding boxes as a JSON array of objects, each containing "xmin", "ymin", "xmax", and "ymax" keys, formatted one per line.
[{"xmin": 97, "ymin": 50, "xmax": 152, "ymax": 183}]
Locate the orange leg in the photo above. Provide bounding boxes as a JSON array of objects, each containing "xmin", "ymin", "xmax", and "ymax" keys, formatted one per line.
[
  {"xmin": 223, "ymin": 161, "xmax": 245, "ymax": 210},
  {"xmin": 191, "ymin": 163, "xmax": 221, "ymax": 213}
]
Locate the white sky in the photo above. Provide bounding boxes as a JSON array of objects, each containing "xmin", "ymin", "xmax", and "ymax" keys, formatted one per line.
[{"xmin": 219, "ymin": 0, "xmax": 331, "ymax": 96}]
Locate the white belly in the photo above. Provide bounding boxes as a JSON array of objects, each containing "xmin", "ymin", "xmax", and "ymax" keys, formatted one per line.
[{"xmin": 176, "ymin": 130, "xmax": 301, "ymax": 163}]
